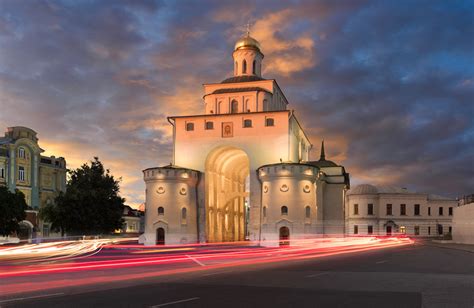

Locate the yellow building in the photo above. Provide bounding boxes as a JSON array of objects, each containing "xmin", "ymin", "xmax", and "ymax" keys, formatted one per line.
[{"xmin": 0, "ymin": 126, "xmax": 66, "ymax": 239}]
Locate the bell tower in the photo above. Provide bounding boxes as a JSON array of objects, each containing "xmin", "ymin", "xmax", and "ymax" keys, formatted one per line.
[{"xmin": 232, "ymin": 26, "xmax": 264, "ymax": 77}]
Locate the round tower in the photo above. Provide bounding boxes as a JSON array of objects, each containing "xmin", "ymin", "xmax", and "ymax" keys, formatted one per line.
[{"xmin": 232, "ymin": 31, "xmax": 264, "ymax": 77}]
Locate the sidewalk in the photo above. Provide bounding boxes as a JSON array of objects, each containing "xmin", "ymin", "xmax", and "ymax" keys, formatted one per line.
[{"xmin": 420, "ymin": 240, "xmax": 474, "ymax": 253}]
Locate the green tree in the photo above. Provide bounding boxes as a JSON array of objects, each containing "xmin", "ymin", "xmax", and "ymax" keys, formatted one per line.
[
  {"xmin": 0, "ymin": 186, "xmax": 27, "ymax": 236},
  {"xmin": 41, "ymin": 157, "xmax": 125, "ymax": 236}
]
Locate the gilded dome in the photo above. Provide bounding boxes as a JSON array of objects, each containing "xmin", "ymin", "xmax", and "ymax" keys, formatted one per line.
[{"xmin": 234, "ymin": 35, "xmax": 261, "ymax": 52}]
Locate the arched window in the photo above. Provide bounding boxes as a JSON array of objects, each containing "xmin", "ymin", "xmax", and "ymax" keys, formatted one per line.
[
  {"xmin": 242, "ymin": 60, "xmax": 247, "ymax": 74},
  {"xmin": 231, "ymin": 100, "xmax": 238, "ymax": 114},
  {"xmin": 181, "ymin": 207, "xmax": 187, "ymax": 220},
  {"xmin": 235, "ymin": 61, "xmax": 238, "ymax": 75},
  {"xmin": 18, "ymin": 147, "xmax": 26, "ymax": 159},
  {"xmin": 281, "ymin": 206, "xmax": 288, "ymax": 215},
  {"xmin": 263, "ymin": 206, "xmax": 267, "ymax": 218},
  {"xmin": 252, "ymin": 60, "xmax": 256, "ymax": 74},
  {"xmin": 305, "ymin": 206, "xmax": 311, "ymax": 218},
  {"xmin": 158, "ymin": 206, "xmax": 164, "ymax": 215}
]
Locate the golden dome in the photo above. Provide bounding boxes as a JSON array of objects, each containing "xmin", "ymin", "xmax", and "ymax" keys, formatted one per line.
[{"xmin": 234, "ymin": 35, "xmax": 261, "ymax": 52}]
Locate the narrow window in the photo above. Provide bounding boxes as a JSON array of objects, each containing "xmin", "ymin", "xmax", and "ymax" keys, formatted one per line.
[
  {"xmin": 414, "ymin": 204, "xmax": 420, "ymax": 216},
  {"xmin": 0, "ymin": 167, "xmax": 4, "ymax": 178},
  {"xmin": 235, "ymin": 61, "xmax": 238, "ymax": 74},
  {"xmin": 205, "ymin": 121, "xmax": 214, "ymax": 130},
  {"xmin": 367, "ymin": 203, "xmax": 373, "ymax": 215},
  {"xmin": 242, "ymin": 60, "xmax": 247, "ymax": 74},
  {"xmin": 439, "ymin": 207, "xmax": 443, "ymax": 216},
  {"xmin": 18, "ymin": 166, "xmax": 25, "ymax": 181},
  {"xmin": 354, "ymin": 225, "xmax": 358, "ymax": 235},
  {"xmin": 243, "ymin": 119, "xmax": 252, "ymax": 128},
  {"xmin": 448, "ymin": 207, "xmax": 453, "ymax": 216},
  {"xmin": 449, "ymin": 226, "xmax": 452, "ymax": 233},
  {"xmin": 231, "ymin": 100, "xmax": 238, "ymax": 114},
  {"xmin": 265, "ymin": 118, "xmax": 274, "ymax": 126},
  {"xmin": 353, "ymin": 204, "xmax": 359, "ymax": 215},
  {"xmin": 18, "ymin": 147, "xmax": 26, "ymax": 159},
  {"xmin": 428, "ymin": 226, "xmax": 431, "ymax": 235},
  {"xmin": 305, "ymin": 206, "xmax": 311, "ymax": 218},
  {"xmin": 414, "ymin": 226, "xmax": 420, "ymax": 235},
  {"xmin": 428, "ymin": 207, "xmax": 431, "ymax": 216},
  {"xmin": 400, "ymin": 204, "xmax": 406, "ymax": 215},
  {"xmin": 186, "ymin": 123, "xmax": 194, "ymax": 131},
  {"xmin": 263, "ymin": 206, "xmax": 267, "ymax": 218},
  {"xmin": 438, "ymin": 224, "xmax": 443, "ymax": 235},
  {"xmin": 158, "ymin": 206, "xmax": 164, "ymax": 215},
  {"xmin": 368, "ymin": 225, "xmax": 373, "ymax": 235},
  {"xmin": 252, "ymin": 60, "xmax": 256, "ymax": 74},
  {"xmin": 386, "ymin": 204, "xmax": 392, "ymax": 215},
  {"xmin": 281, "ymin": 206, "xmax": 288, "ymax": 215},
  {"xmin": 181, "ymin": 208, "xmax": 187, "ymax": 220}
]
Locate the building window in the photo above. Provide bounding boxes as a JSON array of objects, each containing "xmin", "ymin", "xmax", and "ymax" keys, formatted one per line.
[
  {"xmin": 367, "ymin": 203, "xmax": 373, "ymax": 215},
  {"xmin": 428, "ymin": 226, "xmax": 431, "ymax": 235},
  {"xmin": 43, "ymin": 225, "xmax": 50, "ymax": 237},
  {"xmin": 186, "ymin": 123, "xmax": 194, "ymax": 131},
  {"xmin": 439, "ymin": 207, "xmax": 443, "ymax": 216},
  {"xmin": 438, "ymin": 224, "xmax": 443, "ymax": 235},
  {"xmin": 235, "ymin": 61, "xmax": 238, "ymax": 74},
  {"xmin": 354, "ymin": 225, "xmax": 358, "ymax": 234},
  {"xmin": 265, "ymin": 118, "xmax": 274, "ymax": 126},
  {"xmin": 449, "ymin": 226, "xmax": 452, "ymax": 233},
  {"xmin": 18, "ymin": 166, "xmax": 25, "ymax": 181},
  {"xmin": 281, "ymin": 206, "xmax": 288, "ymax": 215},
  {"xmin": 368, "ymin": 225, "xmax": 373, "ymax": 235},
  {"xmin": 400, "ymin": 204, "xmax": 406, "ymax": 216},
  {"xmin": 414, "ymin": 226, "xmax": 420, "ymax": 235},
  {"xmin": 205, "ymin": 121, "xmax": 214, "ymax": 130},
  {"xmin": 242, "ymin": 59, "xmax": 247, "ymax": 74},
  {"xmin": 400, "ymin": 226, "xmax": 406, "ymax": 234},
  {"xmin": 428, "ymin": 207, "xmax": 431, "ymax": 216},
  {"xmin": 263, "ymin": 206, "xmax": 267, "ymax": 218},
  {"xmin": 414, "ymin": 204, "xmax": 420, "ymax": 216},
  {"xmin": 243, "ymin": 119, "xmax": 252, "ymax": 128},
  {"xmin": 181, "ymin": 208, "xmax": 187, "ymax": 220},
  {"xmin": 386, "ymin": 204, "xmax": 392, "ymax": 215},
  {"xmin": 231, "ymin": 100, "xmax": 238, "ymax": 114},
  {"xmin": 305, "ymin": 206, "xmax": 311, "ymax": 218},
  {"xmin": 18, "ymin": 147, "xmax": 26, "ymax": 159},
  {"xmin": 353, "ymin": 204, "xmax": 359, "ymax": 215},
  {"xmin": 448, "ymin": 207, "xmax": 453, "ymax": 216},
  {"xmin": 158, "ymin": 207, "xmax": 164, "ymax": 215},
  {"xmin": 252, "ymin": 60, "xmax": 256, "ymax": 74},
  {"xmin": 0, "ymin": 167, "xmax": 4, "ymax": 178}
]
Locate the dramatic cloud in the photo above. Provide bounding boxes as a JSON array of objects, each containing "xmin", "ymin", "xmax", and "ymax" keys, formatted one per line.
[{"xmin": 0, "ymin": 0, "xmax": 472, "ymax": 206}]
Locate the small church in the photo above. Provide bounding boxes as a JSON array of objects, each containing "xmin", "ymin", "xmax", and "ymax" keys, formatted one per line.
[{"xmin": 141, "ymin": 32, "xmax": 350, "ymax": 246}]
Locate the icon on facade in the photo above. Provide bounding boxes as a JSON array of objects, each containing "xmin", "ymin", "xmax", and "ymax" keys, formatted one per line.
[{"xmin": 222, "ymin": 122, "xmax": 233, "ymax": 138}]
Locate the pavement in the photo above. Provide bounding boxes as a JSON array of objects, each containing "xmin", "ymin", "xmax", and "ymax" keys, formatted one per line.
[{"xmin": 0, "ymin": 240, "xmax": 473, "ymax": 308}]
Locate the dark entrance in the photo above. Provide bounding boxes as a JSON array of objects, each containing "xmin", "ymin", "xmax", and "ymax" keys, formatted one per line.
[
  {"xmin": 386, "ymin": 226, "xmax": 392, "ymax": 236},
  {"xmin": 156, "ymin": 227, "xmax": 165, "ymax": 245},
  {"xmin": 279, "ymin": 226, "xmax": 290, "ymax": 246}
]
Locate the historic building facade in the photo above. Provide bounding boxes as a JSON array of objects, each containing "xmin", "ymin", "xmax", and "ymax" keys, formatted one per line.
[
  {"xmin": 345, "ymin": 184, "xmax": 458, "ymax": 237},
  {"xmin": 0, "ymin": 126, "xmax": 67, "ymax": 239},
  {"xmin": 142, "ymin": 34, "xmax": 350, "ymax": 246}
]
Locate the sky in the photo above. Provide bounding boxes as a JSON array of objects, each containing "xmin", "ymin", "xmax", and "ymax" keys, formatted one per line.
[{"xmin": 0, "ymin": 0, "xmax": 473, "ymax": 207}]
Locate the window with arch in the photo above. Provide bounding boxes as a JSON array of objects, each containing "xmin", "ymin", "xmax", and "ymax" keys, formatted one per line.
[
  {"xmin": 242, "ymin": 59, "xmax": 247, "ymax": 74},
  {"xmin": 231, "ymin": 100, "xmax": 238, "ymax": 114},
  {"xmin": 158, "ymin": 206, "xmax": 164, "ymax": 215},
  {"xmin": 18, "ymin": 147, "xmax": 26, "ymax": 159},
  {"xmin": 252, "ymin": 60, "xmax": 256, "ymax": 74},
  {"xmin": 281, "ymin": 206, "xmax": 288, "ymax": 215},
  {"xmin": 305, "ymin": 206, "xmax": 311, "ymax": 218},
  {"xmin": 235, "ymin": 61, "xmax": 238, "ymax": 74},
  {"xmin": 263, "ymin": 206, "xmax": 267, "ymax": 218},
  {"xmin": 181, "ymin": 207, "xmax": 187, "ymax": 220},
  {"xmin": 186, "ymin": 122, "xmax": 194, "ymax": 131}
]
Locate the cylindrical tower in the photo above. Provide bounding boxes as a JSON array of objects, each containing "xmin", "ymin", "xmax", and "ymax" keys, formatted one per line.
[{"xmin": 232, "ymin": 33, "xmax": 264, "ymax": 77}]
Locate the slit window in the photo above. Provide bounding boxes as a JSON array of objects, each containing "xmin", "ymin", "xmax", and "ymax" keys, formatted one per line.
[
  {"xmin": 305, "ymin": 206, "xmax": 311, "ymax": 218},
  {"xmin": 242, "ymin": 60, "xmax": 247, "ymax": 74},
  {"xmin": 181, "ymin": 208, "xmax": 187, "ymax": 220}
]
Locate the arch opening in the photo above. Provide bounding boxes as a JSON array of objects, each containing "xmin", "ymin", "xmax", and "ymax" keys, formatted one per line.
[
  {"xmin": 279, "ymin": 226, "xmax": 290, "ymax": 246},
  {"xmin": 156, "ymin": 227, "xmax": 165, "ymax": 245},
  {"xmin": 205, "ymin": 146, "xmax": 249, "ymax": 242}
]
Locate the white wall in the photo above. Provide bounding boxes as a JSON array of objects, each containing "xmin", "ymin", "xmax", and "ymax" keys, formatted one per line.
[{"xmin": 452, "ymin": 202, "xmax": 474, "ymax": 244}]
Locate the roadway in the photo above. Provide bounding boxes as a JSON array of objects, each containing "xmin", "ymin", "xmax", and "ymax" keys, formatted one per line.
[{"xmin": 0, "ymin": 238, "xmax": 472, "ymax": 307}]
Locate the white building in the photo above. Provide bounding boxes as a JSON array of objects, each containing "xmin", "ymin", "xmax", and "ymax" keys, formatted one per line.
[
  {"xmin": 346, "ymin": 184, "xmax": 457, "ymax": 237},
  {"xmin": 452, "ymin": 195, "xmax": 474, "ymax": 244},
  {"xmin": 141, "ymin": 33, "xmax": 350, "ymax": 246}
]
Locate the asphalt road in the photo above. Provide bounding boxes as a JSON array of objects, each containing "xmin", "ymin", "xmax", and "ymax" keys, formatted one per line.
[{"xmin": 1, "ymin": 242, "xmax": 473, "ymax": 308}]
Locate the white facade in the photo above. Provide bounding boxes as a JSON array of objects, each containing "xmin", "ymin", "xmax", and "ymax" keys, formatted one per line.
[
  {"xmin": 346, "ymin": 184, "xmax": 457, "ymax": 237},
  {"xmin": 452, "ymin": 196, "xmax": 474, "ymax": 244},
  {"xmin": 141, "ymin": 34, "xmax": 349, "ymax": 246}
]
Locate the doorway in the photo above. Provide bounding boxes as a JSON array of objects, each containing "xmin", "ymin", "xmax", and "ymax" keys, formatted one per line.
[
  {"xmin": 156, "ymin": 227, "xmax": 165, "ymax": 245},
  {"xmin": 279, "ymin": 226, "xmax": 290, "ymax": 246},
  {"xmin": 386, "ymin": 226, "xmax": 392, "ymax": 236}
]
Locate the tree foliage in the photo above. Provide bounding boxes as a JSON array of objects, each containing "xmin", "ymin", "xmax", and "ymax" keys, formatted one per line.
[
  {"xmin": 41, "ymin": 157, "xmax": 125, "ymax": 235},
  {"xmin": 0, "ymin": 186, "xmax": 27, "ymax": 236}
]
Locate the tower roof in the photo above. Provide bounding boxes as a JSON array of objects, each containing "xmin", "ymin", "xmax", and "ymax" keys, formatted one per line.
[{"xmin": 234, "ymin": 35, "xmax": 261, "ymax": 52}]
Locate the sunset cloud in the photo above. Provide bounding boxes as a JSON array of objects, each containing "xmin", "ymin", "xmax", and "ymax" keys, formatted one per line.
[{"xmin": 0, "ymin": 0, "xmax": 472, "ymax": 207}]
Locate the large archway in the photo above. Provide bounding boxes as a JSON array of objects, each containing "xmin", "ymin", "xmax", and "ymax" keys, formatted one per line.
[{"xmin": 205, "ymin": 146, "xmax": 249, "ymax": 242}]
